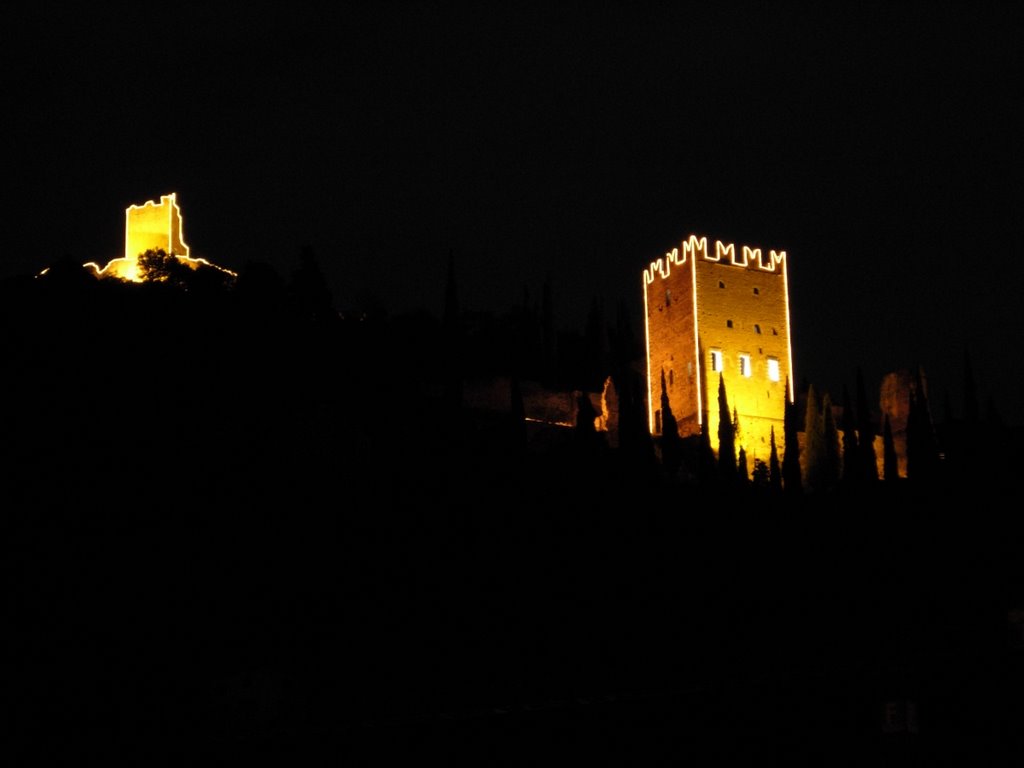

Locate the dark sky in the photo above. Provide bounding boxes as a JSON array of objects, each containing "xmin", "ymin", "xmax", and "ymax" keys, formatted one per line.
[{"xmin": 4, "ymin": 2, "xmax": 1023, "ymax": 423}]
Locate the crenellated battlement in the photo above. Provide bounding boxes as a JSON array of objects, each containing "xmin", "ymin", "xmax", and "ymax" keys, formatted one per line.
[{"xmin": 643, "ymin": 234, "xmax": 786, "ymax": 284}]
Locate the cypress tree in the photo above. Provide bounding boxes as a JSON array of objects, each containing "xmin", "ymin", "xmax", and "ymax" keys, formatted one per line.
[
  {"xmin": 822, "ymin": 391, "xmax": 841, "ymax": 490},
  {"xmin": 609, "ymin": 297, "xmax": 640, "ymax": 418},
  {"xmin": 841, "ymin": 383, "xmax": 860, "ymax": 485},
  {"xmin": 575, "ymin": 390, "xmax": 598, "ymax": 436},
  {"xmin": 718, "ymin": 373, "xmax": 737, "ymax": 484},
  {"xmin": 737, "ymin": 447, "xmax": 749, "ymax": 484},
  {"xmin": 732, "ymin": 406, "xmax": 742, "ymax": 459},
  {"xmin": 659, "ymin": 368, "xmax": 682, "ymax": 476},
  {"xmin": 882, "ymin": 413, "xmax": 899, "ymax": 482},
  {"xmin": 572, "ymin": 390, "xmax": 607, "ymax": 476},
  {"xmin": 618, "ymin": 366, "xmax": 659, "ymax": 481},
  {"xmin": 782, "ymin": 381, "xmax": 803, "ymax": 494},
  {"xmin": 803, "ymin": 384, "xmax": 824, "ymax": 492},
  {"xmin": 698, "ymin": 418, "xmax": 717, "ymax": 485},
  {"xmin": 856, "ymin": 366, "xmax": 879, "ymax": 482},
  {"xmin": 752, "ymin": 458, "xmax": 770, "ymax": 488},
  {"xmin": 288, "ymin": 245, "xmax": 337, "ymax": 325},
  {"xmin": 769, "ymin": 425, "xmax": 783, "ymax": 493},
  {"xmin": 906, "ymin": 365, "xmax": 940, "ymax": 486}
]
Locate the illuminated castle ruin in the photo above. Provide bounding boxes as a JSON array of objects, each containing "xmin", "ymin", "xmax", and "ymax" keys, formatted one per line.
[
  {"xmin": 643, "ymin": 235, "xmax": 794, "ymax": 465},
  {"xmin": 85, "ymin": 193, "xmax": 234, "ymax": 282}
]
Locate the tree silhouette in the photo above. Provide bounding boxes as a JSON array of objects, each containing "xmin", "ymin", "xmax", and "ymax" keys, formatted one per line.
[
  {"xmin": 617, "ymin": 365, "xmax": 658, "ymax": 475},
  {"xmin": 737, "ymin": 447, "xmax": 749, "ymax": 484},
  {"xmin": 769, "ymin": 425, "xmax": 783, "ymax": 493},
  {"xmin": 802, "ymin": 384, "xmax": 824, "ymax": 492},
  {"xmin": 717, "ymin": 374, "xmax": 737, "ymax": 484},
  {"xmin": 906, "ymin": 365, "xmax": 940, "ymax": 485},
  {"xmin": 138, "ymin": 248, "xmax": 190, "ymax": 286},
  {"xmin": 43, "ymin": 253, "xmax": 98, "ymax": 290},
  {"xmin": 882, "ymin": 413, "xmax": 899, "ymax": 482},
  {"xmin": 608, "ymin": 299, "xmax": 654, "ymax": 475},
  {"xmin": 855, "ymin": 366, "xmax": 878, "ymax": 482},
  {"xmin": 841, "ymin": 383, "xmax": 860, "ymax": 485},
  {"xmin": 658, "ymin": 368, "xmax": 682, "ymax": 476},
  {"xmin": 751, "ymin": 458, "xmax": 770, "ymax": 488},
  {"xmin": 288, "ymin": 244, "xmax": 336, "ymax": 324},
  {"xmin": 575, "ymin": 390, "xmax": 598, "ymax": 436},
  {"xmin": 782, "ymin": 380, "xmax": 803, "ymax": 494},
  {"xmin": 821, "ymin": 391, "xmax": 841, "ymax": 491},
  {"xmin": 697, "ymin": 417, "xmax": 718, "ymax": 485},
  {"xmin": 235, "ymin": 259, "xmax": 287, "ymax": 316},
  {"xmin": 732, "ymin": 406, "xmax": 742, "ymax": 454},
  {"xmin": 611, "ymin": 297, "xmax": 641, "ymax": 371}
]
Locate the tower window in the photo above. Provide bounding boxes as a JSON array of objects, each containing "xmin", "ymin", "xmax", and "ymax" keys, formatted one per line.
[
  {"xmin": 772, "ymin": 328, "xmax": 778, "ymax": 335},
  {"xmin": 669, "ymin": 370, "xmax": 674, "ymax": 388},
  {"xmin": 665, "ymin": 288, "xmax": 671, "ymax": 306},
  {"xmin": 754, "ymin": 324, "xmax": 761, "ymax": 334},
  {"xmin": 718, "ymin": 281, "xmax": 725, "ymax": 288},
  {"xmin": 710, "ymin": 349, "xmax": 723, "ymax": 372},
  {"xmin": 753, "ymin": 287, "xmax": 760, "ymax": 295},
  {"xmin": 726, "ymin": 319, "xmax": 733, "ymax": 328},
  {"xmin": 767, "ymin": 357, "xmax": 780, "ymax": 382},
  {"xmin": 739, "ymin": 353, "xmax": 752, "ymax": 378}
]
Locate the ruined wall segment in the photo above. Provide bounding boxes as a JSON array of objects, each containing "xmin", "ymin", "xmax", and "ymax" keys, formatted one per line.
[{"xmin": 125, "ymin": 193, "xmax": 190, "ymax": 262}]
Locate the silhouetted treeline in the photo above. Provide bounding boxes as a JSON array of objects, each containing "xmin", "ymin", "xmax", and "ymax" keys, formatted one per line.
[{"xmin": 5, "ymin": 254, "xmax": 1021, "ymax": 516}]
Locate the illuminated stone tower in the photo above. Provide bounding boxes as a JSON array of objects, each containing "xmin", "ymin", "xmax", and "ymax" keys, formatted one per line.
[
  {"xmin": 643, "ymin": 234, "xmax": 794, "ymax": 464},
  {"xmin": 124, "ymin": 192, "xmax": 190, "ymax": 263}
]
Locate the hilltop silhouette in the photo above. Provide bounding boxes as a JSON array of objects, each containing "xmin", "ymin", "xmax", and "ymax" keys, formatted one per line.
[{"xmin": 0, "ymin": 254, "xmax": 1018, "ymax": 764}]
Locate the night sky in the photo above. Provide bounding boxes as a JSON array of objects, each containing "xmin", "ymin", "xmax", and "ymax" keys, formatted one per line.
[{"xmin": 5, "ymin": 2, "xmax": 1023, "ymax": 423}]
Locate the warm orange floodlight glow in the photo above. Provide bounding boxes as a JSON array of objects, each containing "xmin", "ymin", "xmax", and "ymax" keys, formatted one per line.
[
  {"xmin": 643, "ymin": 269, "xmax": 654, "ymax": 432},
  {"xmin": 84, "ymin": 193, "xmax": 236, "ymax": 283},
  {"xmin": 524, "ymin": 416, "xmax": 576, "ymax": 428}
]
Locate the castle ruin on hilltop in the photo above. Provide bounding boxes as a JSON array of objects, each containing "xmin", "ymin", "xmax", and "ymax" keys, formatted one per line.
[{"xmin": 84, "ymin": 193, "xmax": 234, "ymax": 282}]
